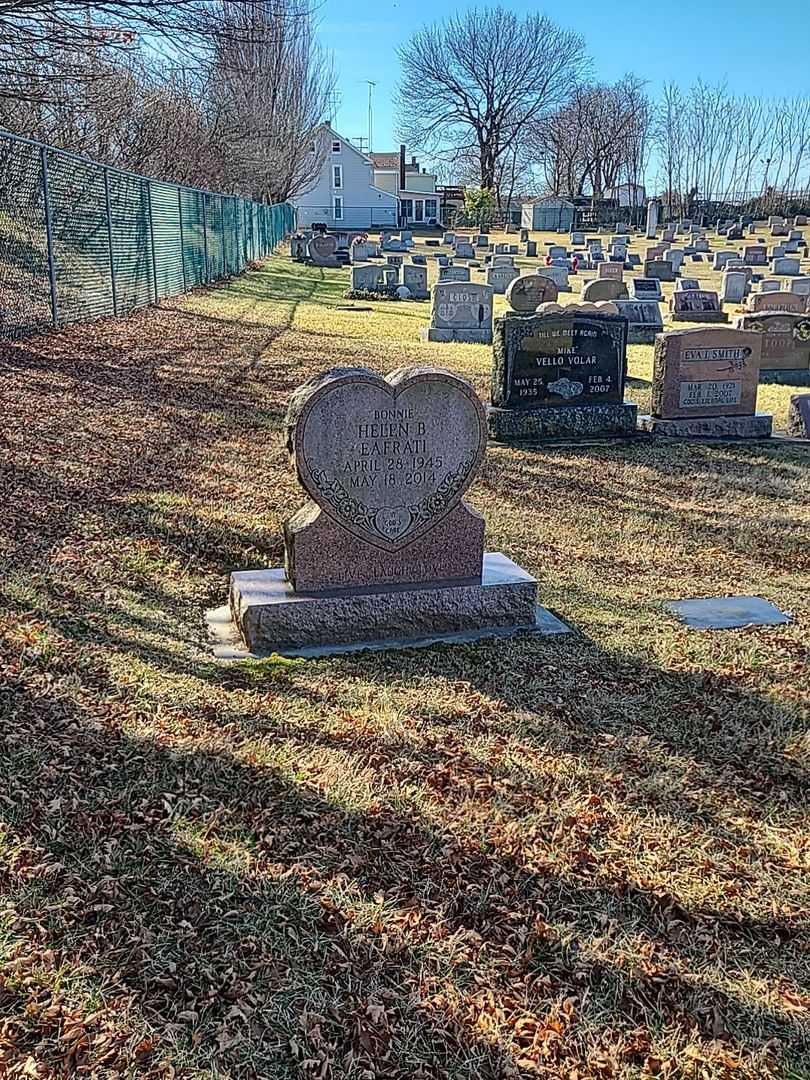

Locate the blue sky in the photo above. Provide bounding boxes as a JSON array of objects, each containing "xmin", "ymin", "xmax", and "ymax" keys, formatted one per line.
[{"xmin": 319, "ymin": 0, "xmax": 810, "ymax": 162}]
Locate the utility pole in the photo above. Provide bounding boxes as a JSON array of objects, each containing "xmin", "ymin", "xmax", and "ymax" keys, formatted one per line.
[{"xmin": 365, "ymin": 81, "xmax": 376, "ymax": 153}]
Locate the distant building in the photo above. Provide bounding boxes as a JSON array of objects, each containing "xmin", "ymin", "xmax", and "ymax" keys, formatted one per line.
[
  {"xmin": 370, "ymin": 149, "xmax": 439, "ymax": 226},
  {"xmin": 604, "ymin": 183, "xmax": 646, "ymax": 207},
  {"xmin": 290, "ymin": 123, "xmax": 397, "ymax": 229},
  {"xmin": 521, "ymin": 196, "xmax": 575, "ymax": 232}
]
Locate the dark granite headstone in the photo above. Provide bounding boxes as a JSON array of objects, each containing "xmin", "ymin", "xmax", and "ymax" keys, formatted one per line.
[
  {"xmin": 613, "ymin": 299, "xmax": 664, "ymax": 344},
  {"xmin": 491, "ymin": 313, "xmax": 628, "ymax": 409},
  {"xmin": 734, "ymin": 312, "xmax": 810, "ymax": 374},
  {"xmin": 671, "ymin": 290, "xmax": 728, "ymax": 323}
]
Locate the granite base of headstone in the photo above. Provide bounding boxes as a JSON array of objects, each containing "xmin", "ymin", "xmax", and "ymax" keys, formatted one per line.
[
  {"xmin": 787, "ymin": 394, "xmax": 810, "ymax": 437},
  {"xmin": 641, "ymin": 327, "xmax": 772, "ymax": 438},
  {"xmin": 216, "ymin": 367, "xmax": 564, "ymax": 656},
  {"xmin": 488, "ymin": 312, "xmax": 637, "ymax": 442}
]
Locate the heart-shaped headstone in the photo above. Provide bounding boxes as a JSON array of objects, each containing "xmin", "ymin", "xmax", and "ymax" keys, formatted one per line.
[{"xmin": 287, "ymin": 367, "xmax": 487, "ymax": 552}]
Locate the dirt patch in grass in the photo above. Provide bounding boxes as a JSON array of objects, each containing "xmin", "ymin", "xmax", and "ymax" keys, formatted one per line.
[{"xmin": 1, "ymin": 254, "xmax": 809, "ymax": 1079}]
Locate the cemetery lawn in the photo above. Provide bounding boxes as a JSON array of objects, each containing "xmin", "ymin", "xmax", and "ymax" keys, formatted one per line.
[{"xmin": 1, "ymin": 250, "xmax": 809, "ymax": 1080}]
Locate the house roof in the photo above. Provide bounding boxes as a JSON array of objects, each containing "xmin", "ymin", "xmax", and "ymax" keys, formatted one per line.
[
  {"xmin": 320, "ymin": 123, "xmax": 372, "ymax": 164},
  {"xmin": 369, "ymin": 152, "xmax": 399, "ymax": 169},
  {"xmin": 370, "ymin": 152, "xmax": 426, "ymax": 174},
  {"xmin": 525, "ymin": 195, "xmax": 575, "ymax": 208}
]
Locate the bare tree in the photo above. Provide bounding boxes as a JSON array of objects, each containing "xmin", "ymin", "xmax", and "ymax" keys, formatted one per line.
[
  {"xmin": 530, "ymin": 76, "xmax": 650, "ymax": 206},
  {"xmin": 0, "ymin": 0, "xmax": 331, "ymax": 201},
  {"xmin": 205, "ymin": 0, "xmax": 334, "ymax": 202},
  {"xmin": 0, "ymin": 0, "xmax": 318, "ymax": 108},
  {"xmin": 395, "ymin": 5, "xmax": 587, "ymax": 191},
  {"xmin": 652, "ymin": 81, "xmax": 810, "ymax": 215}
]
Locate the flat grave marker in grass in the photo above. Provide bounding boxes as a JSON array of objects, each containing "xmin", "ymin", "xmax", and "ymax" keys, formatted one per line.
[{"xmin": 665, "ymin": 595, "xmax": 791, "ymax": 630}]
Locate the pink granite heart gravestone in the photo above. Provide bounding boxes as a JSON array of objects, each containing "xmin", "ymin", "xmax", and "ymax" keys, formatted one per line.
[{"xmin": 284, "ymin": 367, "xmax": 487, "ymax": 591}]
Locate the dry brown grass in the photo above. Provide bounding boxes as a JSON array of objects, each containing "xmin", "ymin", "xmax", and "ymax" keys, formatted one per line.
[{"xmin": 0, "ymin": 245, "xmax": 808, "ymax": 1080}]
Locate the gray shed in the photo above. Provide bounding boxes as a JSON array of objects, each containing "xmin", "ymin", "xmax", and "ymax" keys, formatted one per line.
[{"xmin": 522, "ymin": 196, "xmax": 575, "ymax": 233}]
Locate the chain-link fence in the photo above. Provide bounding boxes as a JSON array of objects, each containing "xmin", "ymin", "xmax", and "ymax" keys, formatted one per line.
[{"xmin": 0, "ymin": 130, "xmax": 296, "ymax": 339}]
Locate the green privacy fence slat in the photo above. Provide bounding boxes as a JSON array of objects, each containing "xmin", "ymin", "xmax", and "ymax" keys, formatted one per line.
[
  {"xmin": 48, "ymin": 151, "xmax": 114, "ymax": 323},
  {"xmin": 109, "ymin": 171, "xmax": 154, "ymax": 314},
  {"xmin": 205, "ymin": 193, "xmax": 223, "ymax": 281},
  {"xmin": 150, "ymin": 180, "xmax": 185, "ymax": 298},
  {"xmin": 0, "ymin": 140, "xmax": 51, "ymax": 336},
  {"xmin": 180, "ymin": 188, "xmax": 206, "ymax": 288},
  {"xmin": 0, "ymin": 129, "xmax": 296, "ymax": 339}
]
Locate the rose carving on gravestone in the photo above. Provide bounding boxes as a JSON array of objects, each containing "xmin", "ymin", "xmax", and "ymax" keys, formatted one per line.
[{"xmin": 286, "ymin": 367, "xmax": 487, "ymax": 552}]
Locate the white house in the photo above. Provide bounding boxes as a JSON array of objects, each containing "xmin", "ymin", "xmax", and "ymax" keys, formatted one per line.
[
  {"xmin": 291, "ymin": 124, "xmax": 397, "ymax": 230},
  {"xmin": 605, "ymin": 183, "xmax": 646, "ymax": 207},
  {"xmin": 370, "ymin": 151, "xmax": 440, "ymax": 226}
]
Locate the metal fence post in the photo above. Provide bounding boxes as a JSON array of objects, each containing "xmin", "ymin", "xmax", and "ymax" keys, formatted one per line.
[
  {"xmin": 220, "ymin": 197, "xmax": 226, "ymax": 276},
  {"xmin": 146, "ymin": 180, "xmax": 159, "ymax": 302},
  {"xmin": 103, "ymin": 168, "xmax": 118, "ymax": 316},
  {"xmin": 177, "ymin": 186, "xmax": 187, "ymax": 291},
  {"xmin": 202, "ymin": 196, "xmax": 209, "ymax": 281},
  {"xmin": 40, "ymin": 146, "xmax": 59, "ymax": 329}
]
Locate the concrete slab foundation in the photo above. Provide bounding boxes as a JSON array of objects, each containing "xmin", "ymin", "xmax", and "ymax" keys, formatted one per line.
[
  {"xmin": 488, "ymin": 402, "xmax": 638, "ymax": 443},
  {"xmin": 760, "ymin": 368, "xmax": 810, "ymax": 386},
  {"xmin": 419, "ymin": 327, "xmax": 493, "ymax": 344}
]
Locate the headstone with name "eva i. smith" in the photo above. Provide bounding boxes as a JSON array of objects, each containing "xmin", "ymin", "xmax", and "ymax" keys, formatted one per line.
[{"xmin": 641, "ymin": 327, "xmax": 771, "ymax": 438}]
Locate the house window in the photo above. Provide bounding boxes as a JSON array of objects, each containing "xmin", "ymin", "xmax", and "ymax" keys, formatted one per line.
[
  {"xmin": 333, "ymin": 196, "xmax": 343, "ymax": 220},
  {"xmin": 332, "ymin": 140, "xmax": 341, "ymax": 153},
  {"xmin": 415, "ymin": 201, "xmax": 424, "ymax": 222},
  {"xmin": 425, "ymin": 199, "xmax": 437, "ymax": 219},
  {"xmin": 333, "ymin": 164, "xmax": 342, "ymax": 189},
  {"xmin": 401, "ymin": 199, "xmax": 413, "ymax": 220}
]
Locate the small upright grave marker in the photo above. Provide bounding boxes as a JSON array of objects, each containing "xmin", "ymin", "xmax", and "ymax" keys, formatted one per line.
[
  {"xmin": 642, "ymin": 327, "xmax": 770, "ymax": 438},
  {"xmin": 670, "ymin": 290, "xmax": 728, "ymax": 323},
  {"xmin": 734, "ymin": 311, "xmax": 810, "ymax": 377},
  {"xmin": 421, "ymin": 282, "xmax": 494, "ymax": 344},
  {"xmin": 505, "ymin": 274, "xmax": 559, "ymax": 312}
]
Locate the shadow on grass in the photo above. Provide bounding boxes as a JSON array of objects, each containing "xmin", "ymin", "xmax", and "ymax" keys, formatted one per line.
[
  {"xmin": 1, "ymin": 639, "xmax": 807, "ymax": 1077},
  {"xmin": 2, "ymin": 254, "xmax": 809, "ymax": 1076}
]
